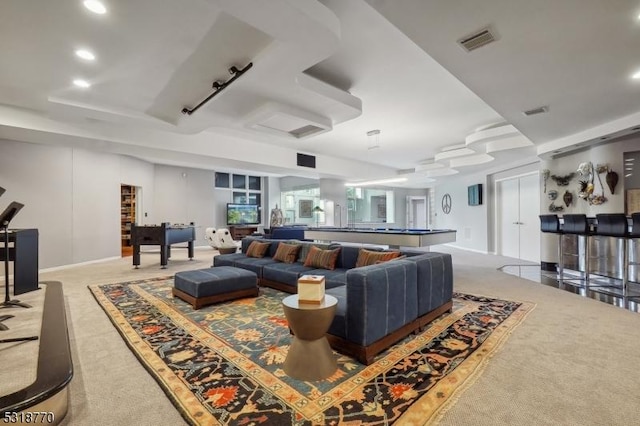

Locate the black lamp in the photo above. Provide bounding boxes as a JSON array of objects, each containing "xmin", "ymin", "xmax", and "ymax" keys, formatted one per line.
[{"xmin": 313, "ymin": 206, "xmax": 324, "ymax": 228}]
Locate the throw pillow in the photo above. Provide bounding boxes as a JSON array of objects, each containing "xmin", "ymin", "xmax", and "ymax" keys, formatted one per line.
[
  {"xmin": 303, "ymin": 245, "xmax": 341, "ymax": 270},
  {"xmin": 355, "ymin": 249, "xmax": 401, "ymax": 267},
  {"xmin": 273, "ymin": 243, "xmax": 301, "ymax": 264},
  {"xmin": 245, "ymin": 241, "xmax": 270, "ymax": 258},
  {"xmin": 375, "ymin": 254, "xmax": 407, "ymax": 264}
]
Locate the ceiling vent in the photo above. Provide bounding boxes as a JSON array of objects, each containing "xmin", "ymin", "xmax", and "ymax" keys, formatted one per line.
[
  {"xmin": 244, "ymin": 102, "xmax": 331, "ymax": 139},
  {"xmin": 523, "ymin": 106, "xmax": 549, "ymax": 116},
  {"xmin": 458, "ymin": 27, "xmax": 496, "ymax": 52}
]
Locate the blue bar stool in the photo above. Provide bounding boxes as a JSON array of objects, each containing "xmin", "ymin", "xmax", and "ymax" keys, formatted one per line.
[
  {"xmin": 560, "ymin": 214, "xmax": 591, "ymax": 286},
  {"xmin": 593, "ymin": 213, "xmax": 629, "ymax": 292},
  {"xmin": 539, "ymin": 214, "xmax": 563, "ymax": 279}
]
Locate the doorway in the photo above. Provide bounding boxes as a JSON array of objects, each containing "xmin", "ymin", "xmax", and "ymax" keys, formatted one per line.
[
  {"xmin": 407, "ymin": 196, "xmax": 428, "ymax": 229},
  {"xmin": 496, "ymin": 173, "xmax": 540, "ymax": 262}
]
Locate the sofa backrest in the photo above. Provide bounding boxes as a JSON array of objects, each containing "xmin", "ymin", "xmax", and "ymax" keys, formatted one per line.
[
  {"xmin": 241, "ymin": 237, "xmax": 282, "ymax": 257},
  {"xmin": 344, "ymin": 260, "xmax": 418, "ymax": 345},
  {"xmin": 402, "ymin": 252, "xmax": 453, "ymax": 316}
]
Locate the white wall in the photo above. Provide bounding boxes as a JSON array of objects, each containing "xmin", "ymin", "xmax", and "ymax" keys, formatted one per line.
[
  {"xmin": 1, "ymin": 139, "xmax": 226, "ymax": 268},
  {"xmin": 539, "ymin": 136, "xmax": 640, "ymax": 264},
  {"xmin": 1, "ymin": 140, "xmax": 74, "ymax": 267},
  {"xmin": 0, "ymin": 139, "xmax": 157, "ymax": 268},
  {"xmin": 435, "ymin": 174, "xmax": 489, "ymax": 253},
  {"xmin": 540, "ymin": 137, "xmax": 637, "ymax": 216}
]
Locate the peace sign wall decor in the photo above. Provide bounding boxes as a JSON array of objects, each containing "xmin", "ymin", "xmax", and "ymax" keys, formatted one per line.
[{"xmin": 441, "ymin": 193, "xmax": 452, "ymax": 214}]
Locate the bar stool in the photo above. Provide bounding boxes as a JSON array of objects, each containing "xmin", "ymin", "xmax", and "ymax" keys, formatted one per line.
[
  {"xmin": 560, "ymin": 214, "xmax": 591, "ymax": 286},
  {"xmin": 539, "ymin": 214, "xmax": 563, "ymax": 279},
  {"xmin": 628, "ymin": 213, "xmax": 640, "ymax": 290},
  {"xmin": 592, "ymin": 213, "xmax": 629, "ymax": 292}
]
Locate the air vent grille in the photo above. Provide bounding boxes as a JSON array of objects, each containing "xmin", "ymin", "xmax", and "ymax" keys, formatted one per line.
[
  {"xmin": 289, "ymin": 124, "xmax": 324, "ymax": 138},
  {"xmin": 523, "ymin": 106, "xmax": 549, "ymax": 116},
  {"xmin": 458, "ymin": 28, "xmax": 496, "ymax": 52}
]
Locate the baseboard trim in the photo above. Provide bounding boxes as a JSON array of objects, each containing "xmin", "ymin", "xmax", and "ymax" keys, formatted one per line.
[
  {"xmin": 442, "ymin": 244, "xmax": 489, "ymax": 255},
  {"xmin": 40, "ymin": 256, "xmax": 121, "ymax": 273}
]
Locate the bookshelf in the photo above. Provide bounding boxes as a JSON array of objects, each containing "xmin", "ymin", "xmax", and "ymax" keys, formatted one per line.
[{"xmin": 121, "ymin": 184, "xmax": 136, "ymax": 256}]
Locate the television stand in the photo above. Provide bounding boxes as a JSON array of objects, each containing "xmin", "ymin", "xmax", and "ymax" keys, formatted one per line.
[{"xmin": 229, "ymin": 226, "xmax": 258, "ymax": 240}]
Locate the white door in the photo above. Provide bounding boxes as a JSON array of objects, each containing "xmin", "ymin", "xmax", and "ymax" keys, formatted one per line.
[
  {"xmin": 518, "ymin": 174, "xmax": 541, "ymax": 262},
  {"xmin": 407, "ymin": 196, "xmax": 428, "ymax": 229},
  {"xmin": 497, "ymin": 173, "xmax": 540, "ymax": 262},
  {"xmin": 498, "ymin": 179, "xmax": 520, "ymax": 258}
]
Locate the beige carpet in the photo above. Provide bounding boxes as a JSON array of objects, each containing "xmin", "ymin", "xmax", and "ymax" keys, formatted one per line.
[{"xmin": 21, "ymin": 246, "xmax": 640, "ymax": 425}]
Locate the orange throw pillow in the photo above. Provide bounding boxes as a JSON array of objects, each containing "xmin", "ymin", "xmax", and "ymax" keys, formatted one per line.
[
  {"xmin": 303, "ymin": 246, "xmax": 341, "ymax": 270},
  {"xmin": 245, "ymin": 241, "xmax": 270, "ymax": 258},
  {"xmin": 273, "ymin": 243, "xmax": 301, "ymax": 264},
  {"xmin": 355, "ymin": 249, "xmax": 401, "ymax": 267}
]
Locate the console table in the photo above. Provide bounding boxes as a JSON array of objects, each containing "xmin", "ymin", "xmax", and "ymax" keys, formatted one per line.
[{"xmin": 228, "ymin": 225, "xmax": 258, "ymax": 240}]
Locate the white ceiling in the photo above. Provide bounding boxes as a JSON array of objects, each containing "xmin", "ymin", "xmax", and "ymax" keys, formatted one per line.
[{"xmin": 1, "ymin": 0, "xmax": 639, "ymax": 187}]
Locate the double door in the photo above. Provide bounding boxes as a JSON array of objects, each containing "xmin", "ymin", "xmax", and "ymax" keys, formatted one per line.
[{"xmin": 497, "ymin": 173, "xmax": 540, "ymax": 262}]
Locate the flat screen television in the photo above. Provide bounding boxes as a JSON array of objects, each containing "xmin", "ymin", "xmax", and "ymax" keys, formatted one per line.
[
  {"xmin": 468, "ymin": 184, "xmax": 483, "ymax": 206},
  {"xmin": 227, "ymin": 203, "xmax": 260, "ymax": 225}
]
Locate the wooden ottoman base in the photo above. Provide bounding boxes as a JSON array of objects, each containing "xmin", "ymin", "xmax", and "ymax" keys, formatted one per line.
[{"xmin": 172, "ymin": 286, "xmax": 258, "ymax": 309}]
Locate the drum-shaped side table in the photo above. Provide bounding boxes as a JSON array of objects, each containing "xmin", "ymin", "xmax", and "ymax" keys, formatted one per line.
[{"xmin": 282, "ymin": 294, "xmax": 338, "ymax": 381}]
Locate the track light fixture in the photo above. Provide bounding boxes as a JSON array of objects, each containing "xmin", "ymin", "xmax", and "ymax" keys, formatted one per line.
[{"xmin": 182, "ymin": 62, "xmax": 253, "ymax": 116}]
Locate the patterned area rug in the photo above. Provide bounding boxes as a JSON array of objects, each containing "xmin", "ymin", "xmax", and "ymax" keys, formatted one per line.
[{"xmin": 89, "ymin": 277, "xmax": 534, "ymax": 425}]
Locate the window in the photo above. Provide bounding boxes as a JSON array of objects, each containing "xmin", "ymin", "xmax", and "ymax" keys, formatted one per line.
[
  {"xmin": 248, "ymin": 176, "xmax": 261, "ymax": 191},
  {"xmin": 233, "ymin": 192, "xmax": 247, "ymax": 204},
  {"xmin": 233, "ymin": 174, "xmax": 246, "ymax": 189},
  {"xmin": 215, "ymin": 172, "xmax": 229, "ymax": 188}
]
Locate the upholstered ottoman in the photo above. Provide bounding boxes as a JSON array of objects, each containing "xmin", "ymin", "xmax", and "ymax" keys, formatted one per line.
[{"xmin": 172, "ymin": 266, "xmax": 258, "ymax": 309}]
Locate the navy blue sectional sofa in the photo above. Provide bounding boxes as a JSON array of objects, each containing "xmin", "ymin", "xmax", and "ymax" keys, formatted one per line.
[{"xmin": 213, "ymin": 237, "xmax": 453, "ymax": 364}]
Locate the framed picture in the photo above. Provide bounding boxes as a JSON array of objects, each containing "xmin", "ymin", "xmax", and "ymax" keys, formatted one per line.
[
  {"xmin": 299, "ymin": 199, "xmax": 313, "ymax": 218},
  {"xmin": 377, "ymin": 203, "xmax": 386, "ymax": 219}
]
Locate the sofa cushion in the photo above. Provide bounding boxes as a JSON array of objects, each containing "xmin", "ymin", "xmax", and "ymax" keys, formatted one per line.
[
  {"xmin": 213, "ymin": 252, "xmax": 246, "ymax": 267},
  {"xmin": 262, "ymin": 262, "xmax": 315, "ymax": 287},
  {"xmin": 326, "ymin": 285, "xmax": 347, "ymax": 338},
  {"xmin": 297, "ymin": 242, "xmax": 332, "ymax": 263},
  {"xmin": 246, "ymin": 241, "xmax": 271, "ymax": 258},
  {"xmin": 272, "ymin": 242, "xmax": 300, "ymax": 264},
  {"xmin": 305, "ymin": 268, "xmax": 349, "ymax": 289},
  {"xmin": 336, "ymin": 245, "xmax": 361, "ymax": 269},
  {"xmin": 233, "ymin": 257, "xmax": 278, "ymax": 278},
  {"xmin": 304, "ymin": 246, "xmax": 341, "ymax": 270},
  {"xmin": 355, "ymin": 249, "xmax": 401, "ymax": 267}
]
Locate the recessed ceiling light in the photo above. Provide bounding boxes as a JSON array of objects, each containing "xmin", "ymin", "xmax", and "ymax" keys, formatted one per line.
[
  {"xmin": 632, "ymin": 70, "xmax": 640, "ymax": 79},
  {"xmin": 73, "ymin": 79, "xmax": 91, "ymax": 88},
  {"xmin": 83, "ymin": 0, "xmax": 107, "ymax": 14},
  {"xmin": 75, "ymin": 49, "xmax": 95, "ymax": 61}
]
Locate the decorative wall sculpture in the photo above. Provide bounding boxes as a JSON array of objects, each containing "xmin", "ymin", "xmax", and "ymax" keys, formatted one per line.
[
  {"xmin": 576, "ymin": 162, "xmax": 609, "ymax": 205},
  {"xmin": 550, "ymin": 173, "xmax": 575, "ymax": 186},
  {"xmin": 606, "ymin": 169, "xmax": 618, "ymax": 194},
  {"xmin": 563, "ymin": 190, "xmax": 573, "ymax": 207},
  {"xmin": 549, "ymin": 202, "xmax": 564, "ymax": 212}
]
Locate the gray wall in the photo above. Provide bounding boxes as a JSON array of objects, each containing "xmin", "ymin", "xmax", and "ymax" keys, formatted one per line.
[{"xmin": 0, "ymin": 139, "xmax": 225, "ymax": 268}]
